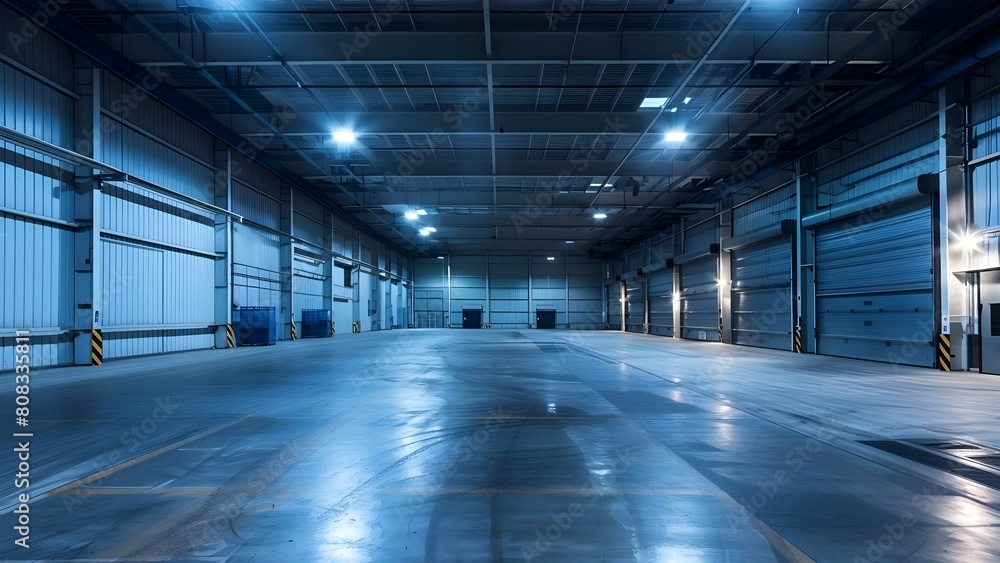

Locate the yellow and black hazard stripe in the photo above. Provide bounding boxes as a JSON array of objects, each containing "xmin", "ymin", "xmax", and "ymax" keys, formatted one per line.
[
  {"xmin": 794, "ymin": 328, "xmax": 803, "ymax": 353},
  {"xmin": 290, "ymin": 321, "xmax": 297, "ymax": 341},
  {"xmin": 331, "ymin": 321, "xmax": 336, "ymax": 336},
  {"xmin": 352, "ymin": 321, "xmax": 361, "ymax": 333},
  {"xmin": 226, "ymin": 324, "xmax": 235, "ymax": 348},
  {"xmin": 937, "ymin": 333, "xmax": 951, "ymax": 372},
  {"xmin": 91, "ymin": 329, "xmax": 103, "ymax": 366}
]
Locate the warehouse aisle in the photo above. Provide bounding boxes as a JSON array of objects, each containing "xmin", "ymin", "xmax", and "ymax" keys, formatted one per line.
[{"xmin": 2, "ymin": 329, "xmax": 999, "ymax": 562}]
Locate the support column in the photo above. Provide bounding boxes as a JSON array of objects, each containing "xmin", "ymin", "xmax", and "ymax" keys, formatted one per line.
[
  {"xmin": 719, "ymin": 205, "xmax": 733, "ymax": 344},
  {"xmin": 795, "ymin": 160, "xmax": 817, "ymax": 354},
  {"xmin": 213, "ymin": 148, "xmax": 234, "ymax": 348},
  {"xmin": 323, "ymin": 209, "xmax": 334, "ymax": 321},
  {"xmin": 939, "ymin": 83, "xmax": 970, "ymax": 370},
  {"xmin": 280, "ymin": 183, "xmax": 295, "ymax": 340},
  {"xmin": 73, "ymin": 63, "xmax": 102, "ymax": 366}
]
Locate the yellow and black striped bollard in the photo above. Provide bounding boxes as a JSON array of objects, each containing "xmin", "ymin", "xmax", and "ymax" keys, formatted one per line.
[
  {"xmin": 937, "ymin": 333, "xmax": 951, "ymax": 372},
  {"xmin": 91, "ymin": 329, "xmax": 103, "ymax": 366}
]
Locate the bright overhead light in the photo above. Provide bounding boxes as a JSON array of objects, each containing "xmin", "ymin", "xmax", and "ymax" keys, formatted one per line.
[
  {"xmin": 640, "ymin": 97, "xmax": 668, "ymax": 108},
  {"xmin": 547, "ymin": 256, "xmax": 556, "ymax": 261},
  {"xmin": 683, "ymin": 97, "xmax": 693, "ymax": 104},
  {"xmin": 418, "ymin": 228, "xmax": 430, "ymax": 236},
  {"xmin": 565, "ymin": 240, "xmax": 575, "ymax": 244},
  {"xmin": 425, "ymin": 226, "xmax": 437, "ymax": 233},
  {"xmin": 415, "ymin": 208, "xmax": 428, "ymax": 216},
  {"xmin": 404, "ymin": 211, "xmax": 418, "ymax": 220},
  {"xmin": 594, "ymin": 213, "xmax": 608, "ymax": 219},
  {"xmin": 668, "ymin": 107, "xmax": 678, "ymax": 113},
  {"xmin": 437, "ymin": 256, "xmax": 444, "ymax": 259},
  {"xmin": 589, "ymin": 183, "xmax": 603, "ymax": 187},
  {"xmin": 664, "ymin": 131, "xmax": 688, "ymax": 142},
  {"xmin": 332, "ymin": 129, "xmax": 356, "ymax": 144}
]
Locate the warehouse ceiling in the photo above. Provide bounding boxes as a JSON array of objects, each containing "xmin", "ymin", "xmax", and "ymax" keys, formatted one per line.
[{"xmin": 40, "ymin": 0, "xmax": 1000, "ymax": 255}]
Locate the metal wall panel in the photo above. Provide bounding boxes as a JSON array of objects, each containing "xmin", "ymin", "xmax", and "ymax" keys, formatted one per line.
[
  {"xmin": 293, "ymin": 212, "xmax": 324, "ymax": 247},
  {"xmin": 1, "ymin": 63, "xmax": 75, "ymax": 147},
  {"xmin": 100, "ymin": 116, "xmax": 215, "ymax": 204},
  {"xmin": 1, "ymin": 5, "xmax": 75, "ymax": 90},
  {"xmin": 814, "ymin": 202, "xmax": 934, "ymax": 366},
  {"xmin": 680, "ymin": 256, "xmax": 719, "ymax": 341},
  {"xmin": 684, "ymin": 218, "xmax": 719, "ymax": 251},
  {"xmin": 971, "ymin": 88, "xmax": 1000, "ymax": 269},
  {"xmin": 647, "ymin": 269, "xmax": 673, "ymax": 336},
  {"xmin": 293, "ymin": 247, "xmax": 326, "ymax": 314},
  {"xmin": 625, "ymin": 277, "xmax": 645, "ymax": 333},
  {"xmin": 816, "ymin": 102, "xmax": 937, "ymax": 208},
  {"xmin": 733, "ymin": 183, "xmax": 796, "ymax": 236},
  {"xmin": 232, "ymin": 223, "xmax": 286, "ymax": 333},
  {"xmin": 101, "ymin": 183, "xmax": 215, "ymax": 254},
  {"xmin": 232, "ymin": 181, "xmax": 280, "ymax": 229},
  {"xmin": 731, "ymin": 237, "xmax": 793, "ymax": 350}
]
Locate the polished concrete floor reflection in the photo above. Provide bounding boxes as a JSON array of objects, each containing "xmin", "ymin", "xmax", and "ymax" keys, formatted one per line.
[{"xmin": 2, "ymin": 329, "xmax": 1000, "ymax": 562}]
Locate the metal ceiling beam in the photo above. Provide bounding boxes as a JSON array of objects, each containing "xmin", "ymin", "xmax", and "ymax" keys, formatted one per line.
[
  {"xmin": 225, "ymin": 111, "xmax": 766, "ymax": 137},
  {"xmin": 120, "ymin": 31, "xmax": 918, "ymax": 66},
  {"xmin": 329, "ymin": 190, "xmax": 684, "ymax": 207},
  {"xmin": 282, "ymin": 158, "xmax": 738, "ymax": 178}
]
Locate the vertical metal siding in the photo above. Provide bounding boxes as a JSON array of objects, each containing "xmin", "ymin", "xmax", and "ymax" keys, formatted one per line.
[
  {"xmin": 971, "ymin": 89, "xmax": 1000, "ymax": 269},
  {"xmin": 814, "ymin": 203, "xmax": 934, "ymax": 366},
  {"xmin": 232, "ymin": 181, "xmax": 280, "ymax": 229},
  {"xmin": 731, "ymin": 237, "xmax": 793, "ymax": 350},
  {"xmin": 733, "ymin": 183, "xmax": 797, "ymax": 236},
  {"xmin": 684, "ymin": 219, "xmax": 719, "ymax": 251},
  {"xmin": 293, "ymin": 212, "xmax": 324, "ymax": 246}
]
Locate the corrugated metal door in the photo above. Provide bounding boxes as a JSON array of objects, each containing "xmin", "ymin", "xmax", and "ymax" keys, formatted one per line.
[
  {"xmin": 681, "ymin": 257, "xmax": 719, "ymax": 341},
  {"xmin": 732, "ymin": 237, "xmax": 793, "ymax": 350},
  {"xmin": 606, "ymin": 283, "xmax": 622, "ymax": 330},
  {"xmin": 647, "ymin": 269, "xmax": 673, "ymax": 336},
  {"xmin": 814, "ymin": 203, "xmax": 934, "ymax": 366},
  {"xmin": 625, "ymin": 276, "xmax": 646, "ymax": 333}
]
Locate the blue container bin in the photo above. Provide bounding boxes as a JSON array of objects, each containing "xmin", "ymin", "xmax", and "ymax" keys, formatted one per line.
[
  {"xmin": 234, "ymin": 307, "xmax": 276, "ymax": 346},
  {"xmin": 301, "ymin": 309, "xmax": 332, "ymax": 338}
]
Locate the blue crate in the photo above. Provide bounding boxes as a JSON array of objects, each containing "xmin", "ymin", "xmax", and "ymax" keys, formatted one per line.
[
  {"xmin": 234, "ymin": 307, "xmax": 276, "ymax": 346},
  {"xmin": 301, "ymin": 309, "xmax": 332, "ymax": 338}
]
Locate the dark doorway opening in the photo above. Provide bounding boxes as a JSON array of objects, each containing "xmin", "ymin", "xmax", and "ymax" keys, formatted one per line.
[
  {"xmin": 536, "ymin": 309, "xmax": 556, "ymax": 329},
  {"xmin": 462, "ymin": 308, "xmax": 482, "ymax": 328}
]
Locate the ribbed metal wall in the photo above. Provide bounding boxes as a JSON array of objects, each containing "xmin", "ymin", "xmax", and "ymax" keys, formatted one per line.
[
  {"xmin": 0, "ymin": 15, "xmax": 77, "ymax": 368},
  {"xmin": 233, "ymin": 223, "xmax": 286, "ymax": 331},
  {"xmin": 733, "ymin": 183, "xmax": 796, "ymax": 236},
  {"xmin": 971, "ymin": 81, "xmax": 1000, "ymax": 270},
  {"xmin": 815, "ymin": 202, "xmax": 934, "ymax": 366},
  {"xmin": 647, "ymin": 269, "xmax": 673, "ymax": 336},
  {"xmin": 731, "ymin": 237, "xmax": 793, "ymax": 350},
  {"xmin": 412, "ymin": 254, "xmax": 601, "ymax": 329},
  {"xmin": 815, "ymin": 102, "xmax": 938, "ymax": 208},
  {"xmin": 292, "ymin": 246, "xmax": 326, "ymax": 314},
  {"xmin": 489, "ymin": 254, "xmax": 530, "ymax": 328}
]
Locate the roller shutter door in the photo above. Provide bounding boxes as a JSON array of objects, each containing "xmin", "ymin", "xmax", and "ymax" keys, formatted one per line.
[
  {"xmin": 680, "ymin": 257, "xmax": 719, "ymax": 341},
  {"xmin": 647, "ymin": 269, "xmax": 674, "ymax": 336},
  {"xmin": 607, "ymin": 283, "xmax": 622, "ymax": 330},
  {"xmin": 814, "ymin": 203, "xmax": 934, "ymax": 366},
  {"xmin": 731, "ymin": 237, "xmax": 793, "ymax": 350},
  {"xmin": 625, "ymin": 277, "xmax": 646, "ymax": 333}
]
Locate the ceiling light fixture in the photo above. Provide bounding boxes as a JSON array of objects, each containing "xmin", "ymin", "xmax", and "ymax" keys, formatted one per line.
[
  {"xmin": 594, "ymin": 213, "xmax": 608, "ymax": 219},
  {"xmin": 418, "ymin": 228, "xmax": 430, "ymax": 236},
  {"xmin": 547, "ymin": 257, "xmax": 556, "ymax": 261},
  {"xmin": 668, "ymin": 107, "xmax": 678, "ymax": 113},
  {"xmin": 416, "ymin": 209, "xmax": 428, "ymax": 216},
  {"xmin": 683, "ymin": 97, "xmax": 693, "ymax": 104},
  {"xmin": 664, "ymin": 131, "xmax": 688, "ymax": 142},
  {"xmin": 404, "ymin": 211, "xmax": 418, "ymax": 220},
  {"xmin": 332, "ymin": 129, "xmax": 356, "ymax": 144},
  {"xmin": 639, "ymin": 97, "xmax": 668, "ymax": 108},
  {"xmin": 425, "ymin": 226, "xmax": 437, "ymax": 233},
  {"xmin": 565, "ymin": 240, "xmax": 574, "ymax": 244}
]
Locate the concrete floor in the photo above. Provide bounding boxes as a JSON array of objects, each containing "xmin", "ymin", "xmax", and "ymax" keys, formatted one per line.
[{"xmin": 2, "ymin": 329, "xmax": 1000, "ymax": 562}]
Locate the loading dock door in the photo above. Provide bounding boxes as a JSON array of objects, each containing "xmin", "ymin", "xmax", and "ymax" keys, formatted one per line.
[
  {"xmin": 681, "ymin": 257, "xmax": 719, "ymax": 341},
  {"xmin": 607, "ymin": 283, "xmax": 622, "ymax": 330},
  {"xmin": 536, "ymin": 309, "xmax": 556, "ymax": 329},
  {"xmin": 462, "ymin": 309, "xmax": 482, "ymax": 328},
  {"xmin": 625, "ymin": 276, "xmax": 646, "ymax": 333},
  {"xmin": 732, "ymin": 237, "xmax": 793, "ymax": 350},
  {"xmin": 814, "ymin": 203, "xmax": 934, "ymax": 366},
  {"xmin": 647, "ymin": 269, "xmax": 673, "ymax": 336},
  {"xmin": 979, "ymin": 271, "xmax": 1000, "ymax": 375}
]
